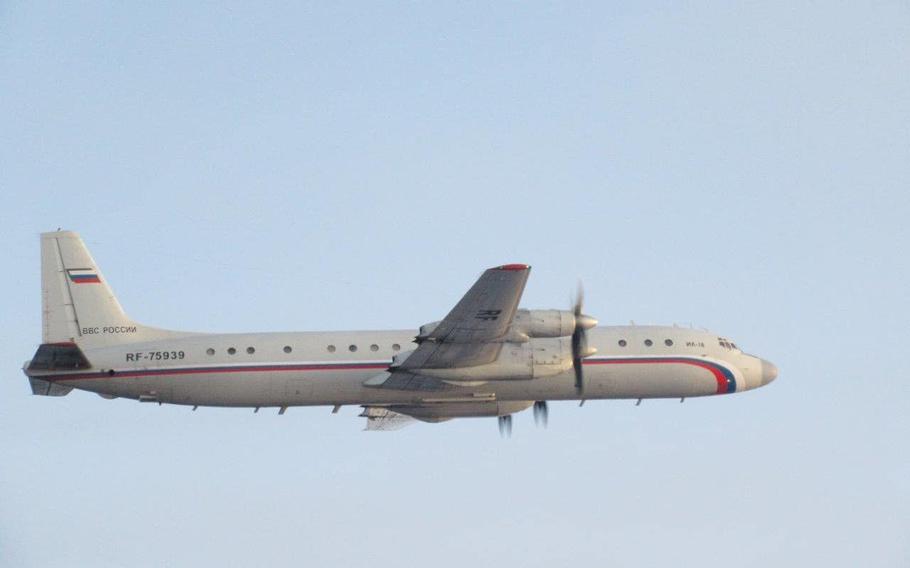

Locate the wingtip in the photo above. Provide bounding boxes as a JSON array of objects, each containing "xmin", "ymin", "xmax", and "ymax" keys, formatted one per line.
[{"xmin": 496, "ymin": 263, "xmax": 530, "ymax": 271}]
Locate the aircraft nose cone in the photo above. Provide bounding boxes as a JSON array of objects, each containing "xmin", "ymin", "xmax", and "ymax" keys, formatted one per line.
[{"xmin": 760, "ymin": 359, "xmax": 779, "ymax": 385}]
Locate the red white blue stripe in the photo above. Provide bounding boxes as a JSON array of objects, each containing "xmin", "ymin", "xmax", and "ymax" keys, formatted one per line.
[
  {"xmin": 39, "ymin": 356, "xmax": 737, "ymax": 394},
  {"xmin": 584, "ymin": 356, "xmax": 737, "ymax": 394}
]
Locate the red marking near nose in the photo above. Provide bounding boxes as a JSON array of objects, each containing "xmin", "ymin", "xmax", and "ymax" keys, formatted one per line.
[{"xmin": 584, "ymin": 357, "xmax": 733, "ymax": 394}]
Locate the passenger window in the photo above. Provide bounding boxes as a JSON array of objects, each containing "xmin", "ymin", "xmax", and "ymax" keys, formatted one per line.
[
  {"xmin": 206, "ymin": 348, "xmax": 215, "ymax": 356},
  {"xmin": 246, "ymin": 347, "xmax": 255, "ymax": 354},
  {"xmin": 349, "ymin": 345, "xmax": 357, "ymax": 352},
  {"xmin": 370, "ymin": 344, "xmax": 379, "ymax": 352},
  {"xmin": 327, "ymin": 345, "xmax": 336, "ymax": 353},
  {"xmin": 644, "ymin": 339, "xmax": 653, "ymax": 347},
  {"xmin": 618, "ymin": 339, "xmax": 627, "ymax": 347},
  {"xmin": 227, "ymin": 347, "xmax": 237, "ymax": 355},
  {"xmin": 665, "ymin": 339, "xmax": 673, "ymax": 346},
  {"xmin": 283, "ymin": 346, "xmax": 292, "ymax": 353},
  {"xmin": 392, "ymin": 344, "xmax": 401, "ymax": 352}
]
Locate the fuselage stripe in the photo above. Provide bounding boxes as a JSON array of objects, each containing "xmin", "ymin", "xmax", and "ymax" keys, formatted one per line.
[
  {"xmin": 40, "ymin": 356, "xmax": 736, "ymax": 393},
  {"xmin": 46, "ymin": 362, "xmax": 390, "ymax": 381}
]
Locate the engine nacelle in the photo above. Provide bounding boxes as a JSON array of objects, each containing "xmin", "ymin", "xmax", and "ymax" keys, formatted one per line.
[
  {"xmin": 512, "ymin": 309, "xmax": 576, "ymax": 339},
  {"xmin": 413, "ymin": 337, "xmax": 573, "ymax": 382},
  {"xmin": 417, "ymin": 309, "xmax": 595, "ymax": 343}
]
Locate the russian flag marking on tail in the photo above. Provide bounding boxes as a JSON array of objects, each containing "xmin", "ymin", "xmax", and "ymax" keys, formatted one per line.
[{"xmin": 67, "ymin": 268, "xmax": 100, "ymax": 284}]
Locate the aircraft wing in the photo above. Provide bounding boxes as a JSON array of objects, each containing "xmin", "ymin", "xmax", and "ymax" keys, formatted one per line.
[
  {"xmin": 398, "ymin": 264, "xmax": 531, "ymax": 370},
  {"xmin": 364, "ymin": 371, "xmax": 459, "ymax": 391}
]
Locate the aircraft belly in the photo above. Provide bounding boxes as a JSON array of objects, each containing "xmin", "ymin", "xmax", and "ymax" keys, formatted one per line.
[
  {"xmin": 54, "ymin": 377, "xmax": 145, "ymax": 400},
  {"xmin": 164, "ymin": 372, "xmax": 298, "ymax": 406},
  {"xmin": 154, "ymin": 370, "xmax": 426, "ymax": 407},
  {"xmin": 583, "ymin": 361, "xmax": 720, "ymax": 399}
]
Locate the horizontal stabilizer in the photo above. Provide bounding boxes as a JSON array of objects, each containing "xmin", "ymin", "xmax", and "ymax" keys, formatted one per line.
[
  {"xmin": 29, "ymin": 377, "xmax": 73, "ymax": 396},
  {"xmin": 27, "ymin": 343, "xmax": 91, "ymax": 371}
]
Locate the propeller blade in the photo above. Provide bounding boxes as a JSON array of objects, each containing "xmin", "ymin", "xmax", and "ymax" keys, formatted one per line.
[
  {"xmin": 533, "ymin": 401, "xmax": 548, "ymax": 428},
  {"xmin": 570, "ymin": 281, "xmax": 596, "ymax": 394},
  {"xmin": 574, "ymin": 281, "xmax": 585, "ymax": 316},
  {"xmin": 498, "ymin": 415, "xmax": 512, "ymax": 438},
  {"xmin": 573, "ymin": 361, "xmax": 584, "ymax": 393},
  {"xmin": 572, "ymin": 329, "xmax": 584, "ymax": 393}
]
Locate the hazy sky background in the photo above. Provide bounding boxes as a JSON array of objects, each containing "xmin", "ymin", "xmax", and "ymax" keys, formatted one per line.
[{"xmin": 1, "ymin": 2, "xmax": 908, "ymax": 566}]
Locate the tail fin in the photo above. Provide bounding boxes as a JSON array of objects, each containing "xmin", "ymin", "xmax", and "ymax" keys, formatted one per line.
[{"xmin": 41, "ymin": 230, "xmax": 178, "ymax": 347}]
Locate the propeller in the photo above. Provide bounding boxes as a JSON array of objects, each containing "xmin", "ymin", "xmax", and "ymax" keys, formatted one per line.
[
  {"xmin": 498, "ymin": 414, "xmax": 513, "ymax": 438},
  {"xmin": 571, "ymin": 282, "xmax": 598, "ymax": 394},
  {"xmin": 533, "ymin": 400, "xmax": 548, "ymax": 427}
]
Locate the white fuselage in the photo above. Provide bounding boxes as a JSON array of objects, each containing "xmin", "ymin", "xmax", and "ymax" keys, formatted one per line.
[{"xmin": 28, "ymin": 325, "xmax": 776, "ymax": 408}]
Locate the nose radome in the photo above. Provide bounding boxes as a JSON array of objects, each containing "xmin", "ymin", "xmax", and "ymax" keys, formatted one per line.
[{"xmin": 760, "ymin": 359, "xmax": 779, "ymax": 385}]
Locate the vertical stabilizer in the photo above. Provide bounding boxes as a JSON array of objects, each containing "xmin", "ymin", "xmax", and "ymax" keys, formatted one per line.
[{"xmin": 40, "ymin": 231, "xmax": 177, "ymax": 347}]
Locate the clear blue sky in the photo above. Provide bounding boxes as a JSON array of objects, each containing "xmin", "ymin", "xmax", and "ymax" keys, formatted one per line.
[{"xmin": 1, "ymin": 2, "xmax": 908, "ymax": 566}]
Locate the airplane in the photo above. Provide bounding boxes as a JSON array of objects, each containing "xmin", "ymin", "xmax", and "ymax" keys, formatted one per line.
[{"xmin": 23, "ymin": 231, "xmax": 778, "ymax": 434}]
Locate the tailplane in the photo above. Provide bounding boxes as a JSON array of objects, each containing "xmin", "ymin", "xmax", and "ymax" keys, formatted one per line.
[{"xmin": 41, "ymin": 231, "xmax": 179, "ymax": 348}]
